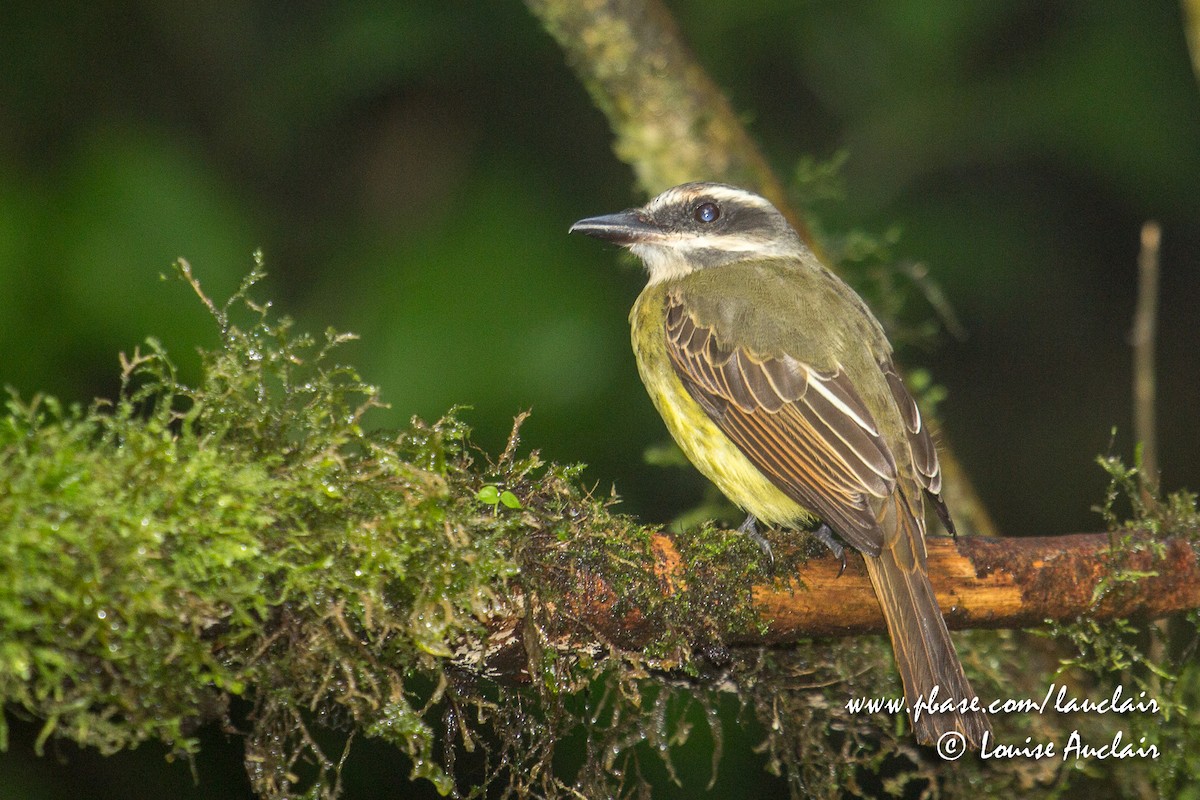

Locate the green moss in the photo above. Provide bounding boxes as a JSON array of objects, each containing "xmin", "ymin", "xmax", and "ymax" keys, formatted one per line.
[
  {"xmin": 0, "ymin": 260, "xmax": 772, "ymax": 798},
  {"xmin": 1038, "ymin": 449, "xmax": 1200, "ymax": 799}
]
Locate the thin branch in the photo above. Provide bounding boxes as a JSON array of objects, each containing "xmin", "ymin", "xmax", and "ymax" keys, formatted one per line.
[
  {"xmin": 1132, "ymin": 221, "xmax": 1166, "ymax": 694},
  {"xmin": 1132, "ymin": 221, "xmax": 1162, "ymax": 503}
]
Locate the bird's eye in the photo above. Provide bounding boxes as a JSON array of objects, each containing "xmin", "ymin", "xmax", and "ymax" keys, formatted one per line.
[{"xmin": 693, "ymin": 202, "xmax": 720, "ymax": 223}]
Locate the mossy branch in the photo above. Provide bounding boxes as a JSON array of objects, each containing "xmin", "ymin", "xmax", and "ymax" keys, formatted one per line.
[{"xmin": 484, "ymin": 530, "xmax": 1200, "ymax": 672}]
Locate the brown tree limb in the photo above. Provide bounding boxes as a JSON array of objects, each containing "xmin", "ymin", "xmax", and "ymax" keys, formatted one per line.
[
  {"xmin": 747, "ymin": 532, "xmax": 1196, "ymax": 639},
  {"xmin": 474, "ymin": 532, "xmax": 1198, "ymax": 677}
]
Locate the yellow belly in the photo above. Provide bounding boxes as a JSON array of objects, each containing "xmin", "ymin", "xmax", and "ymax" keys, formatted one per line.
[{"xmin": 630, "ymin": 287, "xmax": 815, "ymax": 529}]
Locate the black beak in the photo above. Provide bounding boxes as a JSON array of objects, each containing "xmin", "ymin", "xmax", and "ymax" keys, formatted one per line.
[{"xmin": 569, "ymin": 210, "xmax": 661, "ymax": 245}]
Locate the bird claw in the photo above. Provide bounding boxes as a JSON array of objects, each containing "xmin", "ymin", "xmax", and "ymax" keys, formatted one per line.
[
  {"xmin": 811, "ymin": 522, "xmax": 847, "ymax": 577},
  {"xmin": 738, "ymin": 514, "xmax": 774, "ymax": 566},
  {"xmin": 738, "ymin": 515, "xmax": 845, "ymax": 576}
]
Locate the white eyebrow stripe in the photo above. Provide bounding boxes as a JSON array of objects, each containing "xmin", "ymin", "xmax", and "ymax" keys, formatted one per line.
[
  {"xmin": 700, "ymin": 186, "xmax": 773, "ymax": 207},
  {"xmin": 648, "ymin": 185, "xmax": 775, "ymax": 213}
]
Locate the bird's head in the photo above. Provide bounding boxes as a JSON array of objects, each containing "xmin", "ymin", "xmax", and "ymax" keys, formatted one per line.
[{"xmin": 570, "ymin": 182, "xmax": 805, "ymax": 283}]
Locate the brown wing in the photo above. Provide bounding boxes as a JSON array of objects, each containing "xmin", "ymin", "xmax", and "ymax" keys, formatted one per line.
[
  {"xmin": 880, "ymin": 360, "xmax": 956, "ymax": 536},
  {"xmin": 664, "ymin": 294, "xmax": 899, "ymax": 556}
]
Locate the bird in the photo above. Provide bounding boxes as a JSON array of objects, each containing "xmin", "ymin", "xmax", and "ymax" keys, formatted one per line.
[{"xmin": 570, "ymin": 181, "xmax": 991, "ymax": 749}]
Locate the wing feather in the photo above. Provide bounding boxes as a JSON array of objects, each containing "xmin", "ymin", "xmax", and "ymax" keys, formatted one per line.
[
  {"xmin": 664, "ymin": 292, "xmax": 901, "ymax": 555},
  {"xmin": 880, "ymin": 360, "xmax": 956, "ymax": 535}
]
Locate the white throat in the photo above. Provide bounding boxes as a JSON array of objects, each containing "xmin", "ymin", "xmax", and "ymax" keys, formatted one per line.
[{"xmin": 630, "ymin": 242, "xmax": 693, "ymax": 285}]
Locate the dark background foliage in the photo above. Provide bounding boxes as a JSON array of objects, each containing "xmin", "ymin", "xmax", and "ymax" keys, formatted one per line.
[{"xmin": 1, "ymin": 1, "xmax": 1197, "ymax": 797}]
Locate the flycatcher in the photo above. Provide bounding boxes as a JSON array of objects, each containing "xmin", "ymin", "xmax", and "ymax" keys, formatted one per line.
[{"xmin": 571, "ymin": 182, "xmax": 990, "ymax": 749}]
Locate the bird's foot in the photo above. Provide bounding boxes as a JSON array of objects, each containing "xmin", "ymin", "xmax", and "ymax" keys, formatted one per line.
[
  {"xmin": 811, "ymin": 522, "xmax": 847, "ymax": 577},
  {"xmin": 738, "ymin": 514, "xmax": 774, "ymax": 566}
]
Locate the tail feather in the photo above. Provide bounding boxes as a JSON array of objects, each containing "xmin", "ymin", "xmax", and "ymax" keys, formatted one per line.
[{"xmin": 862, "ymin": 495, "xmax": 991, "ymax": 749}]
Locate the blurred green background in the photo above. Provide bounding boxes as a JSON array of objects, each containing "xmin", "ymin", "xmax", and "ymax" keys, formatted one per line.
[{"xmin": 1, "ymin": 1, "xmax": 1198, "ymax": 797}]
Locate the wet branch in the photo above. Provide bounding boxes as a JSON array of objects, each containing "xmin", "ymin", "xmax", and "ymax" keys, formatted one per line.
[{"xmin": 473, "ymin": 531, "xmax": 1200, "ymax": 676}]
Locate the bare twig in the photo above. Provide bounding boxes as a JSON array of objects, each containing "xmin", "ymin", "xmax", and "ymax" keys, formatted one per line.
[
  {"xmin": 1131, "ymin": 221, "xmax": 1166, "ymax": 701},
  {"xmin": 1131, "ymin": 221, "xmax": 1162, "ymax": 503}
]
